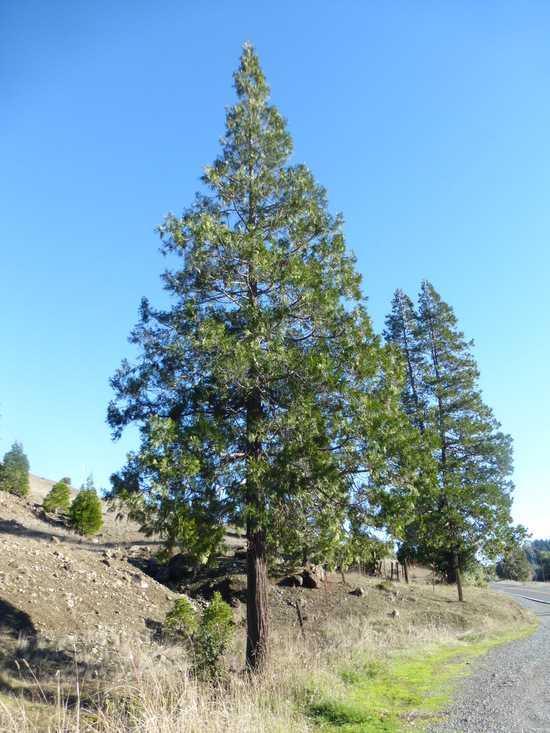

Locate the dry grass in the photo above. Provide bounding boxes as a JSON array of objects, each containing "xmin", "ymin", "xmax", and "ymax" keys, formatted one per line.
[{"xmin": 0, "ymin": 578, "xmax": 533, "ymax": 733}]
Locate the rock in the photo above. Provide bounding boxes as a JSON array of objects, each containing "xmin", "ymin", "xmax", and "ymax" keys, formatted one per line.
[
  {"xmin": 391, "ymin": 608, "xmax": 400, "ymax": 619},
  {"xmin": 351, "ymin": 586, "xmax": 365, "ymax": 597},
  {"xmin": 154, "ymin": 566, "xmax": 171, "ymax": 583},
  {"xmin": 278, "ymin": 574, "xmax": 303, "ymax": 588},
  {"xmin": 50, "ymin": 536, "xmax": 60, "ymax": 544},
  {"xmin": 168, "ymin": 554, "xmax": 196, "ymax": 582},
  {"xmin": 132, "ymin": 573, "xmax": 149, "ymax": 589},
  {"xmin": 301, "ymin": 564, "xmax": 326, "ymax": 589}
]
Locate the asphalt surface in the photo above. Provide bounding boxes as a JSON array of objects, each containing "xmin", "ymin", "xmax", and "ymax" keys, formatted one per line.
[
  {"xmin": 489, "ymin": 581, "xmax": 550, "ymax": 606},
  {"xmin": 425, "ymin": 584, "xmax": 550, "ymax": 733}
]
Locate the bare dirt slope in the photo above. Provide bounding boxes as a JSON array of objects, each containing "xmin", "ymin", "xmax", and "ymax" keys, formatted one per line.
[
  {"xmin": 0, "ymin": 475, "xmax": 530, "ymax": 710},
  {"xmin": 0, "ymin": 476, "xmax": 177, "ymax": 694}
]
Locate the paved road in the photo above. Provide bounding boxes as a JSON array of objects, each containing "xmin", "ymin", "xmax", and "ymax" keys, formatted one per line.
[{"xmin": 490, "ymin": 581, "xmax": 550, "ymax": 605}]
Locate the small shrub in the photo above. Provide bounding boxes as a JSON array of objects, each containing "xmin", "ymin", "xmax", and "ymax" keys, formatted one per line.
[
  {"xmin": 462, "ymin": 562, "xmax": 494, "ymax": 587},
  {"xmin": 196, "ymin": 591, "xmax": 234, "ymax": 681},
  {"xmin": 59, "ymin": 477, "xmax": 71, "ymax": 486},
  {"xmin": 165, "ymin": 596, "xmax": 198, "ymax": 636},
  {"xmin": 43, "ymin": 481, "xmax": 71, "ymax": 513},
  {"xmin": 68, "ymin": 475, "xmax": 103, "ymax": 535},
  {"xmin": 165, "ymin": 591, "xmax": 234, "ymax": 681}
]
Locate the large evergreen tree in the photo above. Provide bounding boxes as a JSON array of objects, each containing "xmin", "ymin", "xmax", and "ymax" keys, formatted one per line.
[
  {"xmin": 386, "ymin": 281, "xmax": 519, "ymax": 600},
  {"xmin": 109, "ymin": 43, "xmax": 417, "ymax": 671}
]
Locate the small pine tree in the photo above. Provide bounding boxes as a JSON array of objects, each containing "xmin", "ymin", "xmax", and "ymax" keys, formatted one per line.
[
  {"xmin": 68, "ymin": 475, "xmax": 103, "ymax": 535},
  {"xmin": 164, "ymin": 591, "xmax": 234, "ymax": 680},
  {"xmin": 195, "ymin": 591, "xmax": 234, "ymax": 681},
  {"xmin": 164, "ymin": 596, "xmax": 198, "ymax": 637},
  {"xmin": 0, "ymin": 441, "xmax": 30, "ymax": 497},
  {"xmin": 43, "ymin": 480, "xmax": 72, "ymax": 513}
]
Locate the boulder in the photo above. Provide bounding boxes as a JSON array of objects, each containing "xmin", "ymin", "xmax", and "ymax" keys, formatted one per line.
[
  {"xmin": 154, "ymin": 566, "xmax": 171, "ymax": 584},
  {"xmin": 301, "ymin": 564, "xmax": 326, "ymax": 589},
  {"xmin": 168, "ymin": 554, "xmax": 196, "ymax": 582},
  {"xmin": 278, "ymin": 574, "xmax": 303, "ymax": 588}
]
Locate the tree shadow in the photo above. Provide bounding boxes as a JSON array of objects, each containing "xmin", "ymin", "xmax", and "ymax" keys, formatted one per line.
[
  {"xmin": 0, "ymin": 517, "xmax": 82, "ymax": 545},
  {"xmin": 0, "ymin": 599, "xmax": 102, "ymax": 705},
  {"xmin": 0, "ymin": 598, "xmax": 35, "ymax": 639}
]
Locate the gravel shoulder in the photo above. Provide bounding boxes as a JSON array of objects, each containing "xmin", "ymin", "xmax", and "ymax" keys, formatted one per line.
[{"xmin": 426, "ymin": 596, "xmax": 550, "ymax": 733}]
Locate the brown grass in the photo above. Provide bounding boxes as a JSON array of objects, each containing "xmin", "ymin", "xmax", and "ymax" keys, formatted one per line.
[{"xmin": 0, "ymin": 577, "xmax": 533, "ymax": 733}]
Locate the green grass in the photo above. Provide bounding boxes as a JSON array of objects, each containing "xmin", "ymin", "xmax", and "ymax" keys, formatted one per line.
[{"xmin": 304, "ymin": 621, "xmax": 538, "ymax": 732}]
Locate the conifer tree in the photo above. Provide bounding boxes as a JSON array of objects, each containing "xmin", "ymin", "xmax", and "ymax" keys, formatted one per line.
[
  {"xmin": 68, "ymin": 475, "xmax": 103, "ymax": 536},
  {"xmin": 0, "ymin": 440, "xmax": 30, "ymax": 497},
  {"xmin": 109, "ymin": 43, "xmax": 417, "ymax": 671},
  {"xmin": 384, "ymin": 289, "xmax": 426, "ymax": 433},
  {"xmin": 386, "ymin": 281, "xmax": 520, "ymax": 600},
  {"xmin": 43, "ymin": 479, "xmax": 72, "ymax": 513}
]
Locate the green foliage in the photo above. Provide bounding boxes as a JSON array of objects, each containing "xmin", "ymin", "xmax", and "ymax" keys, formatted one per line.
[
  {"xmin": 59, "ymin": 477, "xmax": 71, "ymax": 485},
  {"xmin": 536, "ymin": 551, "xmax": 550, "ymax": 581},
  {"xmin": 495, "ymin": 548, "xmax": 532, "ymax": 582},
  {"xmin": 68, "ymin": 475, "xmax": 103, "ymax": 535},
  {"xmin": 108, "ymin": 43, "xmax": 421, "ymax": 669},
  {"xmin": 461, "ymin": 562, "xmax": 495, "ymax": 587},
  {"xmin": 524, "ymin": 538, "xmax": 550, "ymax": 564},
  {"xmin": 523, "ymin": 540, "xmax": 550, "ymax": 580},
  {"xmin": 164, "ymin": 596, "xmax": 198, "ymax": 636},
  {"xmin": 386, "ymin": 283, "xmax": 522, "ymax": 591},
  {"xmin": 0, "ymin": 441, "xmax": 30, "ymax": 497},
  {"xmin": 165, "ymin": 591, "xmax": 234, "ymax": 681},
  {"xmin": 43, "ymin": 480, "xmax": 72, "ymax": 513},
  {"xmin": 532, "ymin": 538, "xmax": 550, "ymax": 553},
  {"xmin": 195, "ymin": 591, "xmax": 234, "ymax": 681}
]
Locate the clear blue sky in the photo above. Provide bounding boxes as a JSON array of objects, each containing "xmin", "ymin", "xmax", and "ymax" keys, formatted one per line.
[{"xmin": 1, "ymin": 2, "xmax": 549, "ymax": 539}]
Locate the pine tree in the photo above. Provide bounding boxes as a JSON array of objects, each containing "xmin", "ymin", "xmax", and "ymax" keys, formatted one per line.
[
  {"xmin": 0, "ymin": 440, "xmax": 30, "ymax": 497},
  {"xmin": 109, "ymin": 43, "xmax": 417, "ymax": 671},
  {"xmin": 386, "ymin": 281, "xmax": 520, "ymax": 600},
  {"xmin": 43, "ymin": 479, "xmax": 72, "ymax": 513},
  {"xmin": 68, "ymin": 475, "xmax": 103, "ymax": 536},
  {"xmin": 384, "ymin": 289, "xmax": 426, "ymax": 432},
  {"xmin": 495, "ymin": 548, "xmax": 531, "ymax": 581}
]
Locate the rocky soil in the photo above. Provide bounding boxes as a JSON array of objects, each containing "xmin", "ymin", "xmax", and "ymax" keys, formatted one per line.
[
  {"xmin": 0, "ymin": 475, "xmax": 528, "ymax": 714},
  {"xmin": 0, "ymin": 477, "xmax": 182, "ymax": 698}
]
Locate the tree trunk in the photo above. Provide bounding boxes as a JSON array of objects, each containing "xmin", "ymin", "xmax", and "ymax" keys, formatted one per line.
[
  {"xmin": 246, "ymin": 513, "xmax": 269, "ymax": 671},
  {"xmin": 245, "ymin": 366, "xmax": 268, "ymax": 671},
  {"xmin": 452, "ymin": 548, "xmax": 463, "ymax": 602},
  {"xmin": 455, "ymin": 566, "xmax": 464, "ymax": 602}
]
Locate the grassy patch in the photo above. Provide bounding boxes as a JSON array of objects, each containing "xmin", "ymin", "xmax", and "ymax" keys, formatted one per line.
[{"xmin": 304, "ymin": 621, "xmax": 537, "ymax": 732}]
